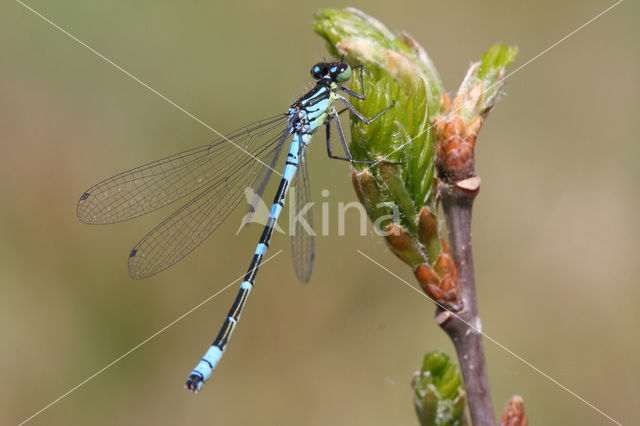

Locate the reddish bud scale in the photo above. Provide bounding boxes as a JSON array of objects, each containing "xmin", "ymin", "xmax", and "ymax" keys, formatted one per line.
[
  {"xmin": 440, "ymin": 92, "xmax": 452, "ymax": 112},
  {"xmin": 500, "ymin": 396, "xmax": 528, "ymax": 426},
  {"xmin": 435, "ymin": 114, "xmax": 482, "ymax": 183},
  {"xmin": 418, "ymin": 206, "xmax": 438, "ymax": 240},
  {"xmin": 413, "ymin": 240, "xmax": 461, "ymax": 310}
]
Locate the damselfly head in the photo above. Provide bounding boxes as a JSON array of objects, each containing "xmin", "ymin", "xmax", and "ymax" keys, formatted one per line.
[{"xmin": 310, "ymin": 61, "xmax": 352, "ymax": 83}]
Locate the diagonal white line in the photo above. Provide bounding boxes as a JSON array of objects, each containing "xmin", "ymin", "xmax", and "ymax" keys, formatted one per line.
[
  {"xmin": 357, "ymin": 250, "xmax": 622, "ymax": 425},
  {"xmin": 499, "ymin": 0, "xmax": 624, "ymax": 84},
  {"xmin": 18, "ymin": 250, "xmax": 284, "ymax": 426},
  {"xmin": 370, "ymin": 0, "xmax": 624, "ymax": 168},
  {"xmin": 15, "ymin": 0, "xmax": 282, "ymax": 177}
]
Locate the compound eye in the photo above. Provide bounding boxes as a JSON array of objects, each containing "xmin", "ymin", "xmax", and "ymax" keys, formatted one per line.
[
  {"xmin": 335, "ymin": 63, "xmax": 352, "ymax": 82},
  {"xmin": 310, "ymin": 63, "xmax": 327, "ymax": 79}
]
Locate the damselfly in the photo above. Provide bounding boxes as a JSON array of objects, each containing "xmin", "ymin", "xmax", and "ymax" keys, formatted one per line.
[{"xmin": 77, "ymin": 61, "xmax": 395, "ymax": 393}]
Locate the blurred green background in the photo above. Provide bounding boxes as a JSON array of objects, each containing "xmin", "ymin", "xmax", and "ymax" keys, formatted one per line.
[{"xmin": 1, "ymin": 0, "xmax": 638, "ymax": 425}]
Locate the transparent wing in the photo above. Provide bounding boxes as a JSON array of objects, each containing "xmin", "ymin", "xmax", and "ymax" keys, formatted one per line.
[
  {"xmin": 243, "ymin": 125, "xmax": 287, "ymax": 221},
  {"xmin": 127, "ymin": 126, "xmax": 291, "ymax": 279},
  {"xmin": 77, "ymin": 114, "xmax": 289, "ymax": 225},
  {"xmin": 291, "ymin": 149, "xmax": 315, "ymax": 283},
  {"xmin": 252, "ymin": 134, "xmax": 287, "ymax": 203}
]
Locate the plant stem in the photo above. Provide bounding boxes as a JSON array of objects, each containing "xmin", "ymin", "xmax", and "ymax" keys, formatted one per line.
[{"xmin": 436, "ymin": 176, "xmax": 495, "ymax": 426}]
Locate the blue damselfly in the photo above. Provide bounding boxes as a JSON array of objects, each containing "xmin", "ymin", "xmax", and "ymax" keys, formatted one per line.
[{"xmin": 78, "ymin": 61, "xmax": 395, "ymax": 392}]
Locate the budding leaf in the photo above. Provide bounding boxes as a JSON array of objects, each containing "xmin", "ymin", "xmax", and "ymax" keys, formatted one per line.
[
  {"xmin": 413, "ymin": 351, "xmax": 466, "ymax": 426},
  {"xmin": 314, "ymin": 7, "xmax": 441, "ymax": 223}
]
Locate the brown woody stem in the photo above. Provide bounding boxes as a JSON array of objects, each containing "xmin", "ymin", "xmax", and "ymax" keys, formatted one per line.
[{"xmin": 437, "ymin": 176, "xmax": 495, "ymax": 426}]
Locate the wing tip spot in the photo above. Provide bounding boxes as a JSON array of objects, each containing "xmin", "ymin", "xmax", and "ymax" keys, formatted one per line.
[{"xmin": 80, "ymin": 192, "xmax": 90, "ymax": 201}]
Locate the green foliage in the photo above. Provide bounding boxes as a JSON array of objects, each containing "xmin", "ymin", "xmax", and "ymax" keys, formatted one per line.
[
  {"xmin": 478, "ymin": 44, "xmax": 519, "ymax": 80},
  {"xmin": 313, "ymin": 7, "xmax": 442, "ymax": 229},
  {"xmin": 454, "ymin": 43, "xmax": 519, "ymax": 124},
  {"xmin": 413, "ymin": 351, "xmax": 467, "ymax": 426},
  {"xmin": 313, "ymin": 9, "xmax": 516, "ymax": 271}
]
